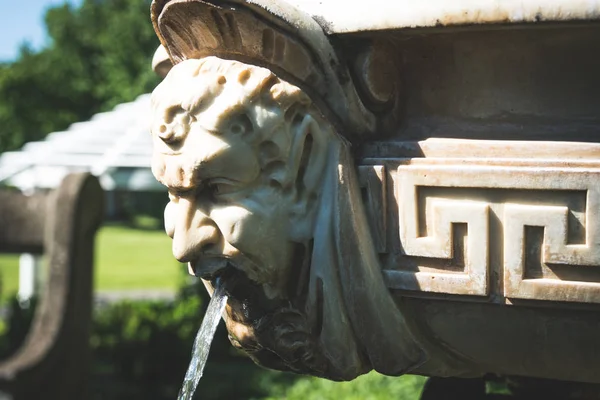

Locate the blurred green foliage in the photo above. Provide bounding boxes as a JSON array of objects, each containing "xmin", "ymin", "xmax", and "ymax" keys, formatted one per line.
[
  {"xmin": 0, "ymin": 0, "xmax": 160, "ymax": 153},
  {"xmin": 88, "ymin": 282, "xmax": 425, "ymax": 400},
  {"xmin": 0, "ymin": 297, "xmax": 38, "ymax": 360},
  {"xmin": 261, "ymin": 372, "xmax": 426, "ymax": 400},
  {"xmin": 0, "ymin": 275, "xmax": 428, "ymax": 400},
  {"xmin": 0, "ymin": 281, "xmax": 425, "ymax": 400},
  {"xmin": 89, "ymin": 282, "xmax": 273, "ymax": 400}
]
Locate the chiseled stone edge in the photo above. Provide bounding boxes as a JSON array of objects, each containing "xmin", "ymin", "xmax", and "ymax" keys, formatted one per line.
[{"xmin": 286, "ymin": 0, "xmax": 600, "ymax": 34}]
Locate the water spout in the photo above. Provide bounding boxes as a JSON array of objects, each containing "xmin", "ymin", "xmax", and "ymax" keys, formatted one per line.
[{"xmin": 178, "ymin": 278, "xmax": 228, "ymax": 399}]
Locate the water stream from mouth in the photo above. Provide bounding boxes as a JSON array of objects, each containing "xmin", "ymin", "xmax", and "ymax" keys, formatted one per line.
[{"xmin": 177, "ymin": 278, "xmax": 228, "ymax": 400}]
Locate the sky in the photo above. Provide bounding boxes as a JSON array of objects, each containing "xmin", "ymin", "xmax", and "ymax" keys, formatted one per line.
[{"xmin": 0, "ymin": 0, "xmax": 81, "ymax": 62}]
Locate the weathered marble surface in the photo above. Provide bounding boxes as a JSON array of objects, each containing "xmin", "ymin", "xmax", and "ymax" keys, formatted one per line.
[{"xmin": 285, "ymin": 0, "xmax": 600, "ymax": 33}]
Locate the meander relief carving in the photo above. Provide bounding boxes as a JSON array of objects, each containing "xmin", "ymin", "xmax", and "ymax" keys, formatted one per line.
[
  {"xmin": 149, "ymin": 57, "xmax": 425, "ymax": 380},
  {"xmin": 366, "ymin": 158, "xmax": 600, "ymax": 304}
]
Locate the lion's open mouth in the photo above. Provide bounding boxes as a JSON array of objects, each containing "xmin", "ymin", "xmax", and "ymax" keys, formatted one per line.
[
  {"xmin": 220, "ymin": 265, "xmax": 281, "ymax": 324},
  {"xmin": 188, "ymin": 258, "xmax": 329, "ymax": 377},
  {"xmin": 190, "ymin": 258, "xmax": 281, "ymax": 325}
]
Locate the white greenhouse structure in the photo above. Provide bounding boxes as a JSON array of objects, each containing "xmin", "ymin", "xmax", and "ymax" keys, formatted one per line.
[{"xmin": 0, "ymin": 94, "xmax": 165, "ymax": 301}]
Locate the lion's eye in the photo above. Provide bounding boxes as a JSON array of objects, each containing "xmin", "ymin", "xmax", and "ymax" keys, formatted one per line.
[
  {"xmin": 208, "ymin": 180, "xmax": 239, "ymax": 196},
  {"xmin": 227, "ymin": 113, "xmax": 253, "ymax": 136},
  {"xmin": 229, "ymin": 122, "xmax": 244, "ymax": 135},
  {"xmin": 168, "ymin": 188, "xmax": 195, "ymax": 201}
]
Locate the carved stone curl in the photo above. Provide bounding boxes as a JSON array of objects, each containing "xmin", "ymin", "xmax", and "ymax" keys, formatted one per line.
[{"xmin": 149, "ymin": 0, "xmax": 425, "ymax": 380}]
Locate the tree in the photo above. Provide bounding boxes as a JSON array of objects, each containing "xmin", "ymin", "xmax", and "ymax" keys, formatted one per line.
[{"xmin": 0, "ymin": 0, "xmax": 160, "ymax": 154}]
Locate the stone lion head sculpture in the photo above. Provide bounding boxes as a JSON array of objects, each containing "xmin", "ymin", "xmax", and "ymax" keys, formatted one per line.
[{"xmin": 150, "ymin": 0, "xmax": 425, "ymax": 381}]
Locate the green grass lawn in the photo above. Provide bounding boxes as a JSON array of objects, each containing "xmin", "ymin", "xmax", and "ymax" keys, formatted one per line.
[
  {"xmin": 0, "ymin": 223, "xmax": 184, "ymax": 297},
  {"xmin": 95, "ymin": 224, "xmax": 184, "ymax": 291},
  {"xmin": 0, "ymin": 254, "xmax": 19, "ymax": 298}
]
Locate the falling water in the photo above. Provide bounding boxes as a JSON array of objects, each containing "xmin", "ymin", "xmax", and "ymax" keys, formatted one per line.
[{"xmin": 178, "ymin": 278, "xmax": 228, "ymax": 400}]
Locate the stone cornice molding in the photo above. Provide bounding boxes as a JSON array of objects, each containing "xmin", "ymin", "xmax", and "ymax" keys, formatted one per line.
[{"xmin": 286, "ymin": 0, "xmax": 600, "ymax": 34}]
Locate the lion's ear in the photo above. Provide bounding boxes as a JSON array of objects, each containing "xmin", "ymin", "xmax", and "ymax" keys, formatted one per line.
[{"xmin": 287, "ymin": 114, "xmax": 329, "ymax": 241}]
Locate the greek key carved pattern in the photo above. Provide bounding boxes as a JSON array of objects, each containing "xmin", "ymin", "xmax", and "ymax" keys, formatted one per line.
[
  {"xmin": 504, "ymin": 202, "xmax": 600, "ymax": 302},
  {"xmin": 361, "ymin": 160, "xmax": 600, "ymax": 304},
  {"xmin": 397, "ymin": 195, "xmax": 490, "ymax": 296}
]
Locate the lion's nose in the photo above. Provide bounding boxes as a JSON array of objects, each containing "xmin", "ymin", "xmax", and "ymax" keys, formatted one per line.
[
  {"xmin": 172, "ymin": 224, "xmax": 221, "ymax": 262},
  {"xmin": 168, "ymin": 199, "xmax": 221, "ymax": 263}
]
